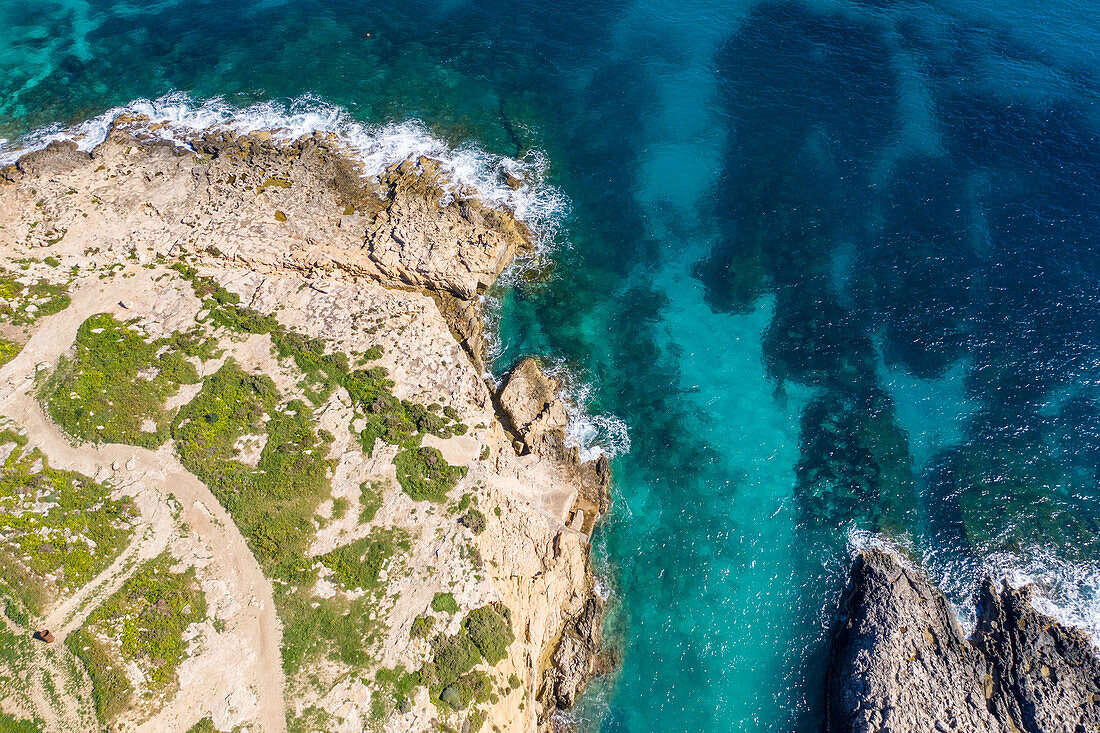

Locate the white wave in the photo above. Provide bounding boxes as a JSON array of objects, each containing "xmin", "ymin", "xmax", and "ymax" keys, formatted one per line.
[
  {"xmin": 543, "ymin": 363, "xmax": 631, "ymax": 462},
  {"xmin": 846, "ymin": 529, "xmax": 1100, "ymax": 646},
  {"xmin": 984, "ymin": 548, "xmax": 1100, "ymax": 642},
  {"xmin": 0, "ymin": 92, "xmax": 568, "ymax": 234}
]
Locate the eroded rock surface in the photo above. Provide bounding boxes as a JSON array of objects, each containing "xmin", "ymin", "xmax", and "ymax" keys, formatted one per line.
[
  {"xmin": 500, "ymin": 357, "xmax": 571, "ymax": 460},
  {"xmin": 0, "ymin": 118, "xmax": 602, "ymax": 733},
  {"xmin": 542, "ymin": 593, "xmax": 605, "ymax": 711},
  {"xmin": 827, "ymin": 549, "xmax": 1100, "ymax": 733}
]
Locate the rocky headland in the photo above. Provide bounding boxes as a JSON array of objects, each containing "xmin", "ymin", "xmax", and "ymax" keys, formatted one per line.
[
  {"xmin": 828, "ymin": 549, "xmax": 1100, "ymax": 733},
  {"xmin": 0, "ymin": 116, "xmax": 610, "ymax": 732}
]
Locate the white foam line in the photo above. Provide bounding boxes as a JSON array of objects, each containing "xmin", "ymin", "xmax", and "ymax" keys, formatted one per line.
[
  {"xmin": 847, "ymin": 529, "xmax": 1100, "ymax": 646},
  {"xmin": 541, "ymin": 361, "xmax": 631, "ymax": 462},
  {"xmin": 0, "ymin": 92, "xmax": 569, "ymax": 234}
]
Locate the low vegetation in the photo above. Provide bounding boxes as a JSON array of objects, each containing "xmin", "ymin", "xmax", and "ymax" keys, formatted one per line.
[
  {"xmin": 419, "ymin": 604, "xmax": 515, "ymax": 717},
  {"xmin": 69, "ymin": 553, "xmax": 207, "ymax": 723},
  {"xmin": 319, "ymin": 528, "xmax": 410, "ymax": 592},
  {"xmin": 371, "ymin": 666, "xmax": 421, "ymax": 721},
  {"xmin": 173, "ymin": 360, "xmax": 333, "ymax": 578},
  {"xmin": 0, "ymin": 429, "xmax": 136, "ymax": 613},
  {"xmin": 172, "ymin": 264, "xmax": 467, "ymax": 455},
  {"xmin": 0, "ymin": 712, "xmax": 44, "ymax": 733},
  {"xmin": 42, "ymin": 313, "xmax": 214, "ymax": 447},
  {"xmin": 0, "ymin": 268, "xmax": 71, "ymax": 327},
  {"xmin": 431, "ymin": 592, "xmax": 459, "ymax": 615},
  {"xmin": 359, "ymin": 480, "xmax": 383, "ymax": 523},
  {"xmin": 395, "ymin": 447, "xmax": 468, "ymax": 503}
]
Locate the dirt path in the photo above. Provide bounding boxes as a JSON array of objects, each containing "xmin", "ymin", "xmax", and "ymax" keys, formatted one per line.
[{"xmin": 0, "ymin": 280, "xmax": 287, "ymax": 733}]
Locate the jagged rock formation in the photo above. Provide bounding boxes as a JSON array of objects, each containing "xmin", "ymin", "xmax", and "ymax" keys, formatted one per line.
[
  {"xmin": 496, "ymin": 358, "xmax": 613, "ymax": 713},
  {"xmin": 827, "ymin": 549, "xmax": 1100, "ymax": 733},
  {"xmin": 542, "ymin": 594, "xmax": 606, "ymax": 712}
]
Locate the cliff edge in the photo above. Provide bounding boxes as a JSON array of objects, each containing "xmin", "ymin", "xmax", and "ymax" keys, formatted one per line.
[
  {"xmin": 0, "ymin": 116, "xmax": 609, "ymax": 733},
  {"xmin": 828, "ymin": 549, "xmax": 1100, "ymax": 733}
]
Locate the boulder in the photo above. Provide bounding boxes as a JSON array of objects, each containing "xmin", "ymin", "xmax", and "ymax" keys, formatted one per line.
[{"xmin": 498, "ymin": 357, "xmax": 570, "ymax": 459}]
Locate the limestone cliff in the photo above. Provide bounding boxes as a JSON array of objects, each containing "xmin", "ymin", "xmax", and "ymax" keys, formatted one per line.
[
  {"xmin": 827, "ymin": 549, "xmax": 1100, "ymax": 733},
  {"xmin": 0, "ymin": 117, "xmax": 609, "ymax": 733}
]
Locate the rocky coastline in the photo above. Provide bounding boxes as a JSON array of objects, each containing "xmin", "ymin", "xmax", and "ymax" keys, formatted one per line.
[
  {"xmin": 0, "ymin": 117, "xmax": 611, "ymax": 732},
  {"xmin": 828, "ymin": 549, "xmax": 1100, "ymax": 733}
]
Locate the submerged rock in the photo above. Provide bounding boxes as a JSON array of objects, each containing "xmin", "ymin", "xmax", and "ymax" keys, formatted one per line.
[{"xmin": 827, "ymin": 549, "xmax": 1100, "ymax": 733}]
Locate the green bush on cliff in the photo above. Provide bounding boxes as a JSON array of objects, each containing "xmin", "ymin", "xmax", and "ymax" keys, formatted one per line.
[
  {"xmin": 431, "ymin": 592, "xmax": 459, "ymax": 614},
  {"xmin": 421, "ymin": 603, "xmax": 516, "ymax": 711},
  {"xmin": 461, "ymin": 604, "xmax": 514, "ymax": 665},
  {"xmin": 460, "ymin": 508, "xmax": 486, "ymax": 535},
  {"xmin": 319, "ymin": 528, "xmax": 409, "ymax": 592},
  {"xmin": 429, "ymin": 632, "xmax": 482, "ymax": 689},
  {"xmin": 394, "ymin": 446, "xmax": 467, "ymax": 503},
  {"xmin": 410, "ymin": 614, "xmax": 435, "ymax": 639}
]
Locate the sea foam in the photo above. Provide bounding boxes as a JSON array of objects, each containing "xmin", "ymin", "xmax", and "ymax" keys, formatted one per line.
[
  {"xmin": 0, "ymin": 93, "xmax": 568, "ymax": 235},
  {"xmin": 847, "ymin": 527, "xmax": 1100, "ymax": 646}
]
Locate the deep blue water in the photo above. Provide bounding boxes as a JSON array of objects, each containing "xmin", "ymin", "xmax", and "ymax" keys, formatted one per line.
[{"xmin": 5, "ymin": 0, "xmax": 1100, "ymax": 730}]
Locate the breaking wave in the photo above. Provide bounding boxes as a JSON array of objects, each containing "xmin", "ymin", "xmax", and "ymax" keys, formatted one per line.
[
  {"xmin": 847, "ymin": 528, "xmax": 1100, "ymax": 646},
  {"xmin": 0, "ymin": 92, "xmax": 568, "ymax": 235}
]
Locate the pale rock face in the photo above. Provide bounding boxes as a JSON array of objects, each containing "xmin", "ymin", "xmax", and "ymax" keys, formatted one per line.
[
  {"xmin": 364, "ymin": 157, "xmax": 532, "ymax": 299},
  {"xmin": 499, "ymin": 357, "xmax": 571, "ymax": 459},
  {"xmin": 0, "ymin": 120, "xmax": 610, "ymax": 732}
]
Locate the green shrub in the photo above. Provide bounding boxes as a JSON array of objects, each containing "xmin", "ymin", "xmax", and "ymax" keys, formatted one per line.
[
  {"xmin": 67, "ymin": 628, "xmax": 132, "ymax": 722},
  {"xmin": 429, "ymin": 633, "xmax": 481, "ymax": 689},
  {"xmin": 461, "ymin": 509, "xmax": 486, "ymax": 535},
  {"xmin": 431, "ymin": 592, "xmax": 459, "ymax": 614},
  {"xmin": 319, "ymin": 529, "xmax": 408, "ymax": 592},
  {"xmin": 359, "ymin": 481, "xmax": 383, "ymax": 524},
  {"xmin": 42, "ymin": 313, "xmax": 213, "ymax": 447},
  {"xmin": 410, "ymin": 614, "xmax": 434, "ymax": 639},
  {"xmin": 0, "ymin": 434, "xmax": 136, "ymax": 613},
  {"xmin": 394, "ymin": 447, "xmax": 467, "ymax": 503},
  {"xmin": 462, "ymin": 604, "xmax": 514, "ymax": 665},
  {"xmin": 83, "ymin": 553, "xmax": 207, "ymax": 687}
]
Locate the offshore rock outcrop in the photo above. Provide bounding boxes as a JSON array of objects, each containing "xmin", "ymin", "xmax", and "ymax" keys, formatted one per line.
[{"xmin": 827, "ymin": 549, "xmax": 1100, "ymax": 733}]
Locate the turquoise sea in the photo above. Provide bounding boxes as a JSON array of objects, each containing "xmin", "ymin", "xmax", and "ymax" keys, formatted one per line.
[{"xmin": 5, "ymin": 0, "xmax": 1100, "ymax": 730}]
